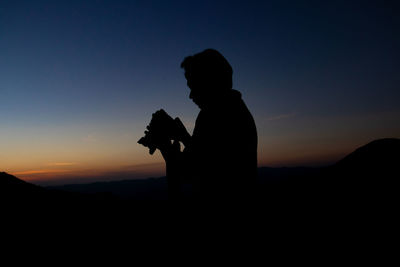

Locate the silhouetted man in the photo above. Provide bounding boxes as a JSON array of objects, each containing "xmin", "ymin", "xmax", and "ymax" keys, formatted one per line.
[{"xmin": 140, "ymin": 49, "xmax": 257, "ymax": 202}]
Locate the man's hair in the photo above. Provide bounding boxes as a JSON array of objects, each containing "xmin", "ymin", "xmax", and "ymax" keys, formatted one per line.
[{"xmin": 181, "ymin": 49, "xmax": 233, "ymax": 89}]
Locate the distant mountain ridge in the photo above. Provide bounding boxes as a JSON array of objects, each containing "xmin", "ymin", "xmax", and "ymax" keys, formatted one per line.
[{"xmin": 1, "ymin": 138, "xmax": 399, "ymax": 203}]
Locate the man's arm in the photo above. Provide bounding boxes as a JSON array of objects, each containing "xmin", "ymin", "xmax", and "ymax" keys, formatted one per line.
[{"xmin": 158, "ymin": 140, "xmax": 186, "ymax": 200}]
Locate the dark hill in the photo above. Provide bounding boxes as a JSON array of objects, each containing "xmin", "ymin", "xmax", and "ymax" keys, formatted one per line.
[
  {"xmin": 0, "ymin": 171, "xmax": 118, "ymax": 209},
  {"xmin": 335, "ymin": 138, "xmax": 399, "ymax": 173},
  {"xmin": 330, "ymin": 138, "xmax": 399, "ymax": 186},
  {"xmin": 0, "ymin": 171, "xmax": 47, "ymax": 199},
  {"xmin": 319, "ymin": 138, "xmax": 400, "ymax": 206}
]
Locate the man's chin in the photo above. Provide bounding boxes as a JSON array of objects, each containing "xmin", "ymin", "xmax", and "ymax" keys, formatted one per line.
[{"xmin": 192, "ymin": 101, "xmax": 202, "ymax": 109}]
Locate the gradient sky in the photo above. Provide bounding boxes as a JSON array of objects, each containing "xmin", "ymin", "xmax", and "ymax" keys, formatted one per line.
[{"xmin": 1, "ymin": 0, "xmax": 399, "ymax": 185}]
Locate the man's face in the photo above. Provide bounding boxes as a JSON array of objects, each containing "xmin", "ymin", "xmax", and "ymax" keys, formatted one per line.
[{"xmin": 186, "ymin": 75, "xmax": 209, "ymax": 109}]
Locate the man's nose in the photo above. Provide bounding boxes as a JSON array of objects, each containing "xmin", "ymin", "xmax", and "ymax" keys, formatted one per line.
[{"xmin": 189, "ymin": 91, "xmax": 193, "ymax": 99}]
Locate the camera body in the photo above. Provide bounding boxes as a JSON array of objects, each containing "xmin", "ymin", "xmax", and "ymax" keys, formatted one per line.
[{"xmin": 138, "ymin": 109, "xmax": 176, "ymax": 154}]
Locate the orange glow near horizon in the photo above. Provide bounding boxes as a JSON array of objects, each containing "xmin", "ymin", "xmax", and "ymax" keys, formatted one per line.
[
  {"xmin": 9, "ymin": 161, "xmax": 166, "ymax": 186},
  {"xmin": 5, "ymin": 141, "xmax": 355, "ymax": 185},
  {"xmin": 2, "ymin": 110, "xmax": 400, "ymax": 186}
]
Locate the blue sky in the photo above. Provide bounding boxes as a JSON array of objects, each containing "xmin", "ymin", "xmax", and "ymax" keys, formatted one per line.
[{"xmin": 0, "ymin": 0, "xmax": 399, "ymax": 184}]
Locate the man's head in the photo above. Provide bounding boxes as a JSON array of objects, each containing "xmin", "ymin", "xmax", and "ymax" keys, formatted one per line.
[{"xmin": 181, "ymin": 49, "xmax": 233, "ymax": 109}]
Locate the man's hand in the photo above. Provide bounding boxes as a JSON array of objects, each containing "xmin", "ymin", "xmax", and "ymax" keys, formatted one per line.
[
  {"xmin": 138, "ymin": 109, "xmax": 191, "ymax": 154},
  {"xmin": 172, "ymin": 117, "xmax": 192, "ymax": 147},
  {"xmin": 158, "ymin": 139, "xmax": 181, "ymax": 163}
]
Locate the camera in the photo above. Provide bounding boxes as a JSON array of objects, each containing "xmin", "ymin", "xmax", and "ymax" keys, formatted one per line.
[{"xmin": 138, "ymin": 109, "xmax": 176, "ymax": 154}]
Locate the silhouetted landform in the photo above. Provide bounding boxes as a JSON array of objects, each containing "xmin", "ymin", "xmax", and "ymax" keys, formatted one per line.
[
  {"xmin": 1, "ymin": 171, "xmax": 45, "ymax": 195},
  {"xmin": 49, "ymin": 177, "xmax": 169, "ymax": 201},
  {"xmin": 334, "ymin": 138, "xmax": 399, "ymax": 182},
  {"xmin": 2, "ymin": 139, "xmax": 399, "ymax": 210},
  {"xmin": 0, "ymin": 171, "xmax": 118, "ymax": 209},
  {"xmin": 47, "ymin": 168, "xmax": 319, "ymax": 201}
]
